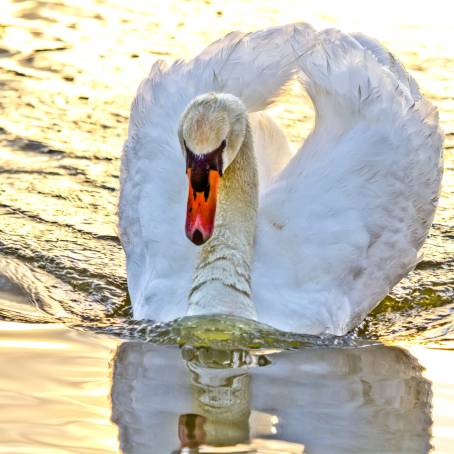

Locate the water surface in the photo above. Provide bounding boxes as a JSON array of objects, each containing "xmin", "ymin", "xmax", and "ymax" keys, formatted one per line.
[
  {"xmin": 0, "ymin": 0, "xmax": 453, "ymax": 452},
  {"xmin": 1, "ymin": 316, "xmax": 454, "ymax": 453}
]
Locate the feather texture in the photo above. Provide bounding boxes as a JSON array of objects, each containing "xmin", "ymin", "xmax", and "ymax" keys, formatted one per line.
[
  {"xmin": 253, "ymin": 26, "xmax": 443, "ymax": 333},
  {"xmin": 119, "ymin": 24, "xmax": 304, "ymax": 321},
  {"xmin": 119, "ymin": 24, "xmax": 443, "ymax": 334}
]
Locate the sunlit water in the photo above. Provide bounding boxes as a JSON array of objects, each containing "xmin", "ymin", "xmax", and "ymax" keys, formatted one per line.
[{"xmin": 0, "ymin": 0, "xmax": 453, "ymax": 452}]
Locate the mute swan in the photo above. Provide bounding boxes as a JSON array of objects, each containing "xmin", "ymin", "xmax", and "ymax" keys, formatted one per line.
[{"xmin": 119, "ymin": 24, "xmax": 443, "ymax": 335}]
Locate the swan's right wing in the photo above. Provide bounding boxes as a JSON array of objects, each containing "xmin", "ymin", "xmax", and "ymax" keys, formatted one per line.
[
  {"xmin": 119, "ymin": 24, "xmax": 307, "ymax": 321},
  {"xmin": 253, "ymin": 27, "xmax": 443, "ymax": 334}
]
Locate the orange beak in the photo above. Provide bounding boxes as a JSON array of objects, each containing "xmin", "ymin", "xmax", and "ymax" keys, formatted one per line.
[{"xmin": 185, "ymin": 168, "xmax": 220, "ymax": 245}]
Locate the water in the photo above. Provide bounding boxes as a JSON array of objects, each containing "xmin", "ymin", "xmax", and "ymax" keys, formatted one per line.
[
  {"xmin": 1, "ymin": 316, "xmax": 453, "ymax": 453},
  {"xmin": 0, "ymin": 0, "xmax": 453, "ymax": 452}
]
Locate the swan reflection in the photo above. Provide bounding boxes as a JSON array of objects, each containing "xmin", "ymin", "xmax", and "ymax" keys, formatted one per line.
[{"xmin": 111, "ymin": 343, "xmax": 432, "ymax": 453}]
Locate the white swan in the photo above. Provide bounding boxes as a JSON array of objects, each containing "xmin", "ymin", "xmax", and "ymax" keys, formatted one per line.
[{"xmin": 119, "ymin": 24, "xmax": 443, "ymax": 335}]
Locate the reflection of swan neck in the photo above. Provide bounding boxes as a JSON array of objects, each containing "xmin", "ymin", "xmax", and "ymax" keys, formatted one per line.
[
  {"xmin": 188, "ymin": 123, "xmax": 258, "ymax": 320},
  {"xmin": 187, "ymin": 362, "xmax": 252, "ymax": 446}
]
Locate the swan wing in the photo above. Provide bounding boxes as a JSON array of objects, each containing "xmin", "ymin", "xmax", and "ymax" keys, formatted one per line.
[
  {"xmin": 253, "ymin": 27, "xmax": 443, "ymax": 334},
  {"xmin": 119, "ymin": 24, "xmax": 307, "ymax": 320},
  {"xmin": 249, "ymin": 111, "xmax": 294, "ymax": 193}
]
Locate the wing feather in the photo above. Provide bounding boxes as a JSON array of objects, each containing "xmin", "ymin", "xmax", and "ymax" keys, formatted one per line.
[{"xmin": 253, "ymin": 27, "xmax": 443, "ymax": 334}]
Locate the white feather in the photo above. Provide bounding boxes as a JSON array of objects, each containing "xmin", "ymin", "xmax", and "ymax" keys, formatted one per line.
[{"xmin": 119, "ymin": 24, "xmax": 443, "ymax": 334}]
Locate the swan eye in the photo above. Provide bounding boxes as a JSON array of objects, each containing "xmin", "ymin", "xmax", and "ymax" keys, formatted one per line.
[{"xmin": 184, "ymin": 139, "xmax": 225, "ymax": 176}]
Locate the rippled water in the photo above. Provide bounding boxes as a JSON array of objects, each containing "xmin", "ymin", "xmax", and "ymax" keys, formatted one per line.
[
  {"xmin": 0, "ymin": 0, "xmax": 453, "ymax": 452},
  {"xmin": 0, "ymin": 0, "xmax": 452, "ymax": 345},
  {"xmin": 2, "ymin": 319, "xmax": 453, "ymax": 454}
]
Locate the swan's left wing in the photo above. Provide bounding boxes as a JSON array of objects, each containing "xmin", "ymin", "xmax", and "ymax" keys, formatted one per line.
[
  {"xmin": 119, "ymin": 24, "xmax": 308, "ymax": 320},
  {"xmin": 253, "ymin": 27, "xmax": 443, "ymax": 335}
]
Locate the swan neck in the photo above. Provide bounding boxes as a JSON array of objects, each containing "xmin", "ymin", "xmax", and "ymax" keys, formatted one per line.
[{"xmin": 187, "ymin": 122, "xmax": 258, "ymax": 319}]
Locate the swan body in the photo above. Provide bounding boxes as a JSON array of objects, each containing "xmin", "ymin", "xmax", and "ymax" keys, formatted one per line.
[{"xmin": 119, "ymin": 24, "xmax": 443, "ymax": 335}]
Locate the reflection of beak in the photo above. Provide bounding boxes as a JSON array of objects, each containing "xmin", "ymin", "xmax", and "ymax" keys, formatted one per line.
[
  {"xmin": 185, "ymin": 168, "xmax": 220, "ymax": 245},
  {"xmin": 178, "ymin": 414, "xmax": 207, "ymax": 449}
]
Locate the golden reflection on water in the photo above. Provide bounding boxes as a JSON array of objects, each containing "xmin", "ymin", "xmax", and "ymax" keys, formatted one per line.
[
  {"xmin": 4, "ymin": 321, "xmax": 454, "ymax": 453},
  {"xmin": 408, "ymin": 346, "xmax": 454, "ymax": 454},
  {"xmin": 0, "ymin": 322, "xmax": 120, "ymax": 453},
  {"xmin": 0, "ymin": 285, "xmax": 453, "ymax": 454}
]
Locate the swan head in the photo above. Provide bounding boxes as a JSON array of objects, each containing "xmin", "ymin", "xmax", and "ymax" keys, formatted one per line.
[{"xmin": 178, "ymin": 93, "xmax": 248, "ymax": 245}]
